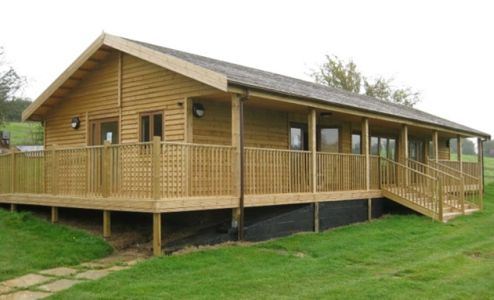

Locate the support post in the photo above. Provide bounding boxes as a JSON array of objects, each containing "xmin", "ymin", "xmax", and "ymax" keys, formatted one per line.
[
  {"xmin": 153, "ymin": 213, "xmax": 162, "ymax": 256},
  {"xmin": 10, "ymin": 147, "xmax": 16, "ymax": 193},
  {"xmin": 102, "ymin": 141, "xmax": 111, "ymax": 198},
  {"xmin": 478, "ymin": 138, "xmax": 484, "ymax": 209},
  {"xmin": 438, "ymin": 179, "xmax": 444, "ymax": 222},
  {"xmin": 152, "ymin": 136, "xmax": 161, "ymax": 200},
  {"xmin": 400, "ymin": 125, "xmax": 409, "ymax": 186},
  {"xmin": 308, "ymin": 109, "xmax": 318, "ymax": 232},
  {"xmin": 10, "ymin": 204, "xmax": 16, "ymax": 212},
  {"xmin": 456, "ymin": 135, "xmax": 463, "ymax": 173},
  {"xmin": 362, "ymin": 118, "xmax": 371, "ymax": 221},
  {"xmin": 51, "ymin": 207, "xmax": 59, "ymax": 223},
  {"xmin": 432, "ymin": 131, "xmax": 439, "ymax": 162},
  {"xmin": 231, "ymin": 94, "xmax": 245, "ymax": 239},
  {"xmin": 103, "ymin": 210, "xmax": 111, "ymax": 238}
]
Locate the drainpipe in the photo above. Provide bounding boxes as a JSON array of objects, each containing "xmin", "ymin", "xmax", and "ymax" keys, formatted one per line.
[{"xmin": 238, "ymin": 91, "xmax": 248, "ymax": 241}]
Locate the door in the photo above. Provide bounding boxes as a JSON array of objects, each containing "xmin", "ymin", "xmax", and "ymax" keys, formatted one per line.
[{"xmin": 90, "ymin": 118, "xmax": 119, "ymax": 145}]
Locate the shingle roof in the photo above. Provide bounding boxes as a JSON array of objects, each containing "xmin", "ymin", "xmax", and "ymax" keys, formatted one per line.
[{"xmin": 129, "ymin": 38, "xmax": 489, "ymax": 138}]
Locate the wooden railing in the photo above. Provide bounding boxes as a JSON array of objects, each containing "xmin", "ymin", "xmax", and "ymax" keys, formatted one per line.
[
  {"xmin": 381, "ymin": 158, "xmax": 441, "ymax": 219},
  {"xmin": 437, "ymin": 160, "xmax": 481, "ymax": 181},
  {"xmin": 407, "ymin": 159, "xmax": 464, "ymax": 211},
  {"xmin": 429, "ymin": 159, "xmax": 482, "ymax": 209},
  {"xmin": 317, "ymin": 153, "xmax": 366, "ymax": 191},
  {"xmin": 369, "ymin": 155, "xmax": 380, "ymax": 190},
  {"xmin": 245, "ymin": 147, "xmax": 311, "ymax": 194},
  {"xmin": 0, "ymin": 141, "xmax": 233, "ymax": 200}
]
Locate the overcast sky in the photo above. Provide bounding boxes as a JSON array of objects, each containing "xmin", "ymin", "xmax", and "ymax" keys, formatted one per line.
[{"xmin": 1, "ymin": 0, "xmax": 492, "ymax": 138}]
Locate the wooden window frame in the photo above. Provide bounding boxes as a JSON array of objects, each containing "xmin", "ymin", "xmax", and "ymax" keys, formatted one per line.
[
  {"xmin": 317, "ymin": 126, "xmax": 340, "ymax": 153},
  {"xmin": 289, "ymin": 122, "xmax": 308, "ymax": 151},
  {"xmin": 139, "ymin": 111, "xmax": 165, "ymax": 142},
  {"xmin": 89, "ymin": 117, "xmax": 119, "ymax": 146}
]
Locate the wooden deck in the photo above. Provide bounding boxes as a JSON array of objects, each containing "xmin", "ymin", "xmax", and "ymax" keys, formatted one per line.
[{"xmin": 0, "ymin": 139, "xmax": 384, "ymax": 213}]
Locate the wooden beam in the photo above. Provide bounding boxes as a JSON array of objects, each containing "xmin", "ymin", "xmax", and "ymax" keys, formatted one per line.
[
  {"xmin": 433, "ymin": 131, "xmax": 439, "ymax": 162},
  {"xmin": 457, "ymin": 135, "xmax": 463, "ymax": 172},
  {"xmin": 153, "ymin": 213, "xmax": 162, "ymax": 256},
  {"xmin": 184, "ymin": 98, "xmax": 193, "ymax": 143},
  {"xmin": 362, "ymin": 118, "xmax": 371, "ymax": 221},
  {"xmin": 231, "ymin": 94, "xmax": 242, "ymax": 233},
  {"xmin": 10, "ymin": 204, "xmax": 16, "ymax": 212},
  {"xmin": 117, "ymin": 52, "xmax": 122, "ymax": 108},
  {"xmin": 103, "ymin": 210, "xmax": 111, "ymax": 238},
  {"xmin": 152, "ymin": 136, "xmax": 161, "ymax": 200},
  {"xmin": 308, "ymin": 109, "xmax": 318, "ymax": 232},
  {"xmin": 102, "ymin": 141, "xmax": 111, "ymax": 197},
  {"xmin": 51, "ymin": 207, "xmax": 59, "ymax": 223},
  {"xmin": 10, "ymin": 147, "xmax": 16, "ymax": 193},
  {"xmin": 228, "ymin": 86, "xmax": 487, "ymax": 139},
  {"xmin": 103, "ymin": 34, "xmax": 228, "ymax": 92},
  {"xmin": 400, "ymin": 125, "xmax": 409, "ymax": 162},
  {"xmin": 478, "ymin": 138, "xmax": 484, "ymax": 209}
]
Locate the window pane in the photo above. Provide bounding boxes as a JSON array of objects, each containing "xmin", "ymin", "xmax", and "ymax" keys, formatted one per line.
[
  {"xmin": 388, "ymin": 139, "xmax": 396, "ymax": 160},
  {"xmin": 141, "ymin": 115, "xmax": 150, "ymax": 142},
  {"xmin": 320, "ymin": 128, "xmax": 339, "ymax": 153},
  {"xmin": 371, "ymin": 137, "xmax": 379, "ymax": 155},
  {"xmin": 379, "ymin": 138, "xmax": 388, "ymax": 158},
  {"xmin": 153, "ymin": 114, "xmax": 163, "ymax": 139},
  {"xmin": 352, "ymin": 134, "xmax": 361, "ymax": 154},
  {"xmin": 100, "ymin": 121, "xmax": 118, "ymax": 144},
  {"xmin": 290, "ymin": 127, "xmax": 303, "ymax": 150},
  {"xmin": 409, "ymin": 140, "xmax": 416, "ymax": 160}
]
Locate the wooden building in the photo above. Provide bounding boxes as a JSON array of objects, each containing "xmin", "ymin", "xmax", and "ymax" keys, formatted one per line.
[{"xmin": 0, "ymin": 34, "xmax": 490, "ymax": 255}]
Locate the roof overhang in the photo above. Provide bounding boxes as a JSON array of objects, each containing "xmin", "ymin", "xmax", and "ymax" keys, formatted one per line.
[{"xmin": 22, "ymin": 33, "xmax": 228, "ymax": 121}]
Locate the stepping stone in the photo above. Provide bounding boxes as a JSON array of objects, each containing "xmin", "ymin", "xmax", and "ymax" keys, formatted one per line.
[
  {"xmin": 107, "ymin": 265, "xmax": 129, "ymax": 272},
  {"xmin": 2, "ymin": 274, "xmax": 51, "ymax": 289},
  {"xmin": 0, "ymin": 284, "xmax": 11, "ymax": 295},
  {"xmin": 0, "ymin": 290, "xmax": 51, "ymax": 300},
  {"xmin": 39, "ymin": 267, "xmax": 78, "ymax": 277},
  {"xmin": 79, "ymin": 262, "xmax": 105, "ymax": 269},
  {"xmin": 38, "ymin": 279, "xmax": 81, "ymax": 293},
  {"xmin": 75, "ymin": 269, "xmax": 110, "ymax": 280}
]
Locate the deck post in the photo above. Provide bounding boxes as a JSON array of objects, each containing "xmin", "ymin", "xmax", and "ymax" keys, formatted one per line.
[
  {"xmin": 478, "ymin": 138, "xmax": 484, "ymax": 209},
  {"xmin": 10, "ymin": 204, "xmax": 16, "ymax": 212},
  {"xmin": 432, "ymin": 131, "xmax": 439, "ymax": 162},
  {"xmin": 231, "ymin": 94, "xmax": 244, "ymax": 239},
  {"xmin": 10, "ymin": 147, "xmax": 16, "ymax": 194},
  {"xmin": 400, "ymin": 125, "xmax": 409, "ymax": 185},
  {"xmin": 153, "ymin": 213, "xmax": 162, "ymax": 256},
  {"xmin": 309, "ymin": 109, "xmax": 318, "ymax": 232},
  {"xmin": 438, "ymin": 179, "xmax": 444, "ymax": 222},
  {"xmin": 362, "ymin": 118, "xmax": 371, "ymax": 221},
  {"xmin": 457, "ymin": 135, "xmax": 463, "ymax": 172},
  {"xmin": 51, "ymin": 207, "xmax": 59, "ymax": 223},
  {"xmin": 102, "ymin": 141, "xmax": 111, "ymax": 198},
  {"xmin": 103, "ymin": 210, "xmax": 111, "ymax": 238},
  {"xmin": 152, "ymin": 136, "xmax": 161, "ymax": 200}
]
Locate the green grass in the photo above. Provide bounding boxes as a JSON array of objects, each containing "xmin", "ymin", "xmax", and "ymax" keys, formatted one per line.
[
  {"xmin": 0, "ymin": 209, "xmax": 112, "ymax": 281},
  {"xmin": 0, "ymin": 122, "xmax": 43, "ymax": 145},
  {"xmin": 50, "ymin": 185, "xmax": 494, "ymax": 299}
]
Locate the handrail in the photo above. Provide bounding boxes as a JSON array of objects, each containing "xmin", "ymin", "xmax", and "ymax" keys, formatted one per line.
[
  {"xmin": 408, "ymin": 159, "xmax": 461, "ymax": 180},
  {"xmin": 382, "ymin": 158, "xmax": 437, "ymax": 180},
  {"xmin": 428, "ymin": 159, "xmax": 479, "ymax": 181}
]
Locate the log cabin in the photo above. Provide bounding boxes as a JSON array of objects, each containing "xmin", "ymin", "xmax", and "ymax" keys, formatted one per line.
[{"xmin": 0, "ymin": 33, "xmax": 490, "ymax": 255}]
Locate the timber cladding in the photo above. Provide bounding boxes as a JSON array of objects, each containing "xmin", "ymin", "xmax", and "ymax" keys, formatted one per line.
[{"xmin": 45, "ymin": 51, "xmax": 220, "ymax": 147}]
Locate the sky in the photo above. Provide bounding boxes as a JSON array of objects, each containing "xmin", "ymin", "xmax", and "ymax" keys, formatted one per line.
[{"xmin": 1, "ymin": 0, "xmax": 493, "ymax": 139}]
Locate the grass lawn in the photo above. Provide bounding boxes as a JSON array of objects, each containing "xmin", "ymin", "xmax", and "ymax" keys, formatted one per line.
[
  {"xmin": 50, "ymin": 185, "xmax": 494, "ymax": 299},
  {"xmin": 0, "ymin": 121, "xmax": 43, "ymax": 145},
  {"xmin": 0, "ymin": 209, "xmax": 112, "ymax": 281}
]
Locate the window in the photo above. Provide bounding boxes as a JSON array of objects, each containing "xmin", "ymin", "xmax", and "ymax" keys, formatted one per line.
[
  {"xmin": 290, "ymin": 123, "xmax": 308, "ymax": 150},
  {"xmin": 352, "ymin": 133, "xmax": 361, "ymax": 154},
  {"xmin": 320, "ymin": 128, "xmax": 339, "ymax": 153},
  {"xmin": 140, "ymin": 112, "xmax": 164, "ymax": 142},
  {"xmin": 370, "ymin": 135, "xmax": 397, "ymax": 160}
]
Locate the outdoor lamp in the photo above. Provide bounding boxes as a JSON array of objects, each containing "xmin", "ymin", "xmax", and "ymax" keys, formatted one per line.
[
  {"xmin": 71, "ymin": 117, "xmax": 80, "ymax": 129},
  {"xmin": 192, "ymin": 103, "xmax": 205, "ymax": 118}
]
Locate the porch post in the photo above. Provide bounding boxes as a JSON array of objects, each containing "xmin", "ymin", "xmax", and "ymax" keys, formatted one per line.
[
  {"xmin": 432, "ymin": 131, "xmax": 439, "ymax": 162},
  {"xmin": 478, "ymin": 137, "xmax": 484, "ymax": 209},
  {"xmin": 308, "ymin": 109, "xmax": 318, "ymax": 232},
  {"xmin": 456, "ymin": 135, "xmax": 463, "ymax": 173},
  {"xmin": 400, "ymin": 125, "xmax": 409, "ymax": 163},
  {"xmin": 10, "ymin": 147, "xmax": 16, "ymax": 194},
  {"xmin": 231, "ymin": 94, "xmax": 244, "ymax": 239},
  {"xmin": 103, "ymin": 210, "xmax": 111, "ymax": 238},
  {"xmin": 361, "ymin": 118, "xmax": 371, "ymax": 221},
  {"xmin": 102, "ymin": 141, "xmax": 111, "ymax": 198},
  {"xmin": 152, "ymin": 213, "xmax": 162, "ymax": 256},
  {"xmin": 51, "ymin": 207, "xmax": 59, "ymax": 224}
]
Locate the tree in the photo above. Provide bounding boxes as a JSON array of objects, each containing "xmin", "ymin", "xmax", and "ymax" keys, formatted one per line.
[
  {"xmin": 0, "ymin": 47, "xmax": 26, "ymax": 124},
  {"xmin": 312, "ymin": 55, "xmax": 420, "ymax": 107},
  {"xmin": 450, "ymin": 138, "xmax": 477, "ymax": 156}
]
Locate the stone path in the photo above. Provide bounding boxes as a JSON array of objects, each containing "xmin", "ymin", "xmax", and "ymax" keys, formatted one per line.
[{"xmin": 0, "ymin": 252, "xmax": 145, "ymax": 300}]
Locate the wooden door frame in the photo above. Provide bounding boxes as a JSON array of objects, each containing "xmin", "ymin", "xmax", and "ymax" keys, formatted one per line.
[{"xmin": 89, "ymin": 117, "xmax": 119, "ymax": 146}]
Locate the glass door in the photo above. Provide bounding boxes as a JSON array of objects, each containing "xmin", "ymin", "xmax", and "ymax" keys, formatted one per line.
[{"xmin": 90, "ymin": 118, "xmax": 119, "ymax": 145}]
